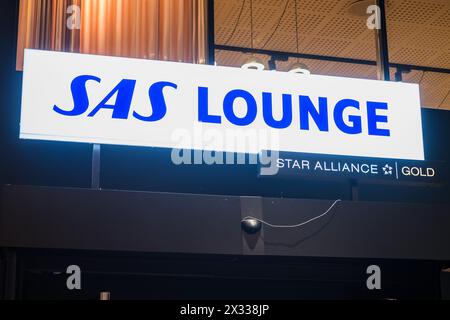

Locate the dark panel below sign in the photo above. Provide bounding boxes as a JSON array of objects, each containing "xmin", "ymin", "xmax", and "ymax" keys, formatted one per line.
[
  {"xmin": 261, "ymin": 197, "xmax": 450, "ymax": 260},
  {"xmin": 1, "ymin": 186, "xmax": 450, "ymax": 260},
  {"xmin": 0, "ymin": 186, "xmax": 242, "ymax": 255}
]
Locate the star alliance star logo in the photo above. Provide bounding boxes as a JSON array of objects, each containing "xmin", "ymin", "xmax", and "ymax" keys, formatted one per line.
[{"xmin": 382, "ymin": 164, "xmax": 393, "ymax": 175}]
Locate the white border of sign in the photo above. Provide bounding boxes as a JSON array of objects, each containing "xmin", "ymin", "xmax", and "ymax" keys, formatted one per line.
[{"xmin": 20, "ymin": 49, "xmax": 424, "ymax": 160}]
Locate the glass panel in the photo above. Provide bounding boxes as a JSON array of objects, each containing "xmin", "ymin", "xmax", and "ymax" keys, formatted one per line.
[{"xmin": 214, "ymin": 0, "xmax": 378, "ymax": 61}]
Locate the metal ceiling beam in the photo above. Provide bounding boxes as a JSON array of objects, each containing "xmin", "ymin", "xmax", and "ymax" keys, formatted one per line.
[{"xmin": 214, "ymin": 44, "xmax": 450, "ymax": 75}]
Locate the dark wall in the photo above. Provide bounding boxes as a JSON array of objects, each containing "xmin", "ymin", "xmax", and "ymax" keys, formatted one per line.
[
  {"xmin": 1, "ymin": 0, "xmax": 449, "ymax": 203},
  {"xmin": 3, "ymin": 185, "xmax": 450, "ymax": 260}
]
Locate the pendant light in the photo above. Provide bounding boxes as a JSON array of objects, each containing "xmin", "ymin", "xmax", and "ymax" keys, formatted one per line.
[
  {"xmin": 242, "ymin": 0, "xmax": 265, "ymax": 70},
  {"xmin": 288, "ymin": 0, "xmax": 310, "ymax": 75}
]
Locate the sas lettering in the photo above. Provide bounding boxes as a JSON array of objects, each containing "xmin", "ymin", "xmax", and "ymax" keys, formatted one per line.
[
  {"xmin": 54, "ymin": 75, "xmax": 390, "ymax": 137},
  {"xmin": 53, "ymin": 75, "xmax": 177, "ymax": 122}
]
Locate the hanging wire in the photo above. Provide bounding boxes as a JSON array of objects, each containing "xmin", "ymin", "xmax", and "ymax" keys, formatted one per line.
[
  {"xmin": 261, "ymin": 0, "xmax": 290, "ymax": 49},
  {"xmin": 438, "ymin": 89, "xmax": 450, "ymax": 109},
  {"xmin": 295, "ymin": 0, "xmax": 299, "ymax": 55},
  {"xmin": 250, "ymin": 0, "xmax": 254, "ymax": 49},
  {"xmin": 242, "ymin": 199, "xmax": 342, "ymax": 229},
  {"xmin": 294, "ymin": 0, "xmax": 300, "ymax": 64},
  {"xmin": 415, "ymin": 71, "xmax": 448, "ymax": 110},
  {"xmin": 417, "ymin": 71, "xmax": 449, "ymax": 110},
  {"xmin": 418, "ymin": 70, "xmax": 426, "ymax": 84},
  {"xmin": 224, "ymin": 0, "xmax": 246, "ymax": 45}
]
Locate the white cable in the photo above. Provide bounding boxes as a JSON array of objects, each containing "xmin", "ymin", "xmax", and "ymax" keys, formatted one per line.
[{"xmin": 242, "ymin": 199, "xmax": 342, "ymax": 228}]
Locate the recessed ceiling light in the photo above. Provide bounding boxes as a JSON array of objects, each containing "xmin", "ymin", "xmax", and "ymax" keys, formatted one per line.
[
  {"xmin": 288, "ymin": 62, "xmax": 311, "ymax": 75},
  {"xmin": 242, "ymin": 57, "xmax": 265, "ymax": 70}
]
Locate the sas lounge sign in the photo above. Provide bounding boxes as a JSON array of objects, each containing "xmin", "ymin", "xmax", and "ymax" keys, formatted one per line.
[{"xmin": 21, "ymin": 50, "xmax": 424, "ymax": 161}]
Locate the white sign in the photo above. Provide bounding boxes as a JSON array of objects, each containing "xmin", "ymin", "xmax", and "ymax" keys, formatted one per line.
[{"xmin": 20, "ymin": 49, "xmax": 424, "ymax": 160}]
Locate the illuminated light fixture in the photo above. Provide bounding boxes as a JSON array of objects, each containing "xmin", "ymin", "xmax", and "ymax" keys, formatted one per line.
[
  {"xmin": 288, "ymin": 62, "xmax": 310, "ymax": 75},
  {"xmin": 241, "ymin": 0, "xmax": 265, "ymax": 71},
  {"xmin": 241, "ymin": 217, "xmax": 262, "ymax": 234},
  {"xmin": 242, "ymin": 57, "xmax": 265, "ymax": 70}
]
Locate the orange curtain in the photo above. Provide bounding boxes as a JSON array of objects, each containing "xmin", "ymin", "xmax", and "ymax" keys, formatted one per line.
[
  {"xmin": 16, "ymin": 0, "xmax": 208, "ymax": 70},
  {"xmin": 17, "ymin": 0, "xmax": 81, "ymax": 69}
]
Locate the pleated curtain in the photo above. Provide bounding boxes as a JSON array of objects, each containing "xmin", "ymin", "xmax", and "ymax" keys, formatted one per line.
[{"xmin": 16, "ymin": 0, "xmax": 208, "ymax": 70}]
